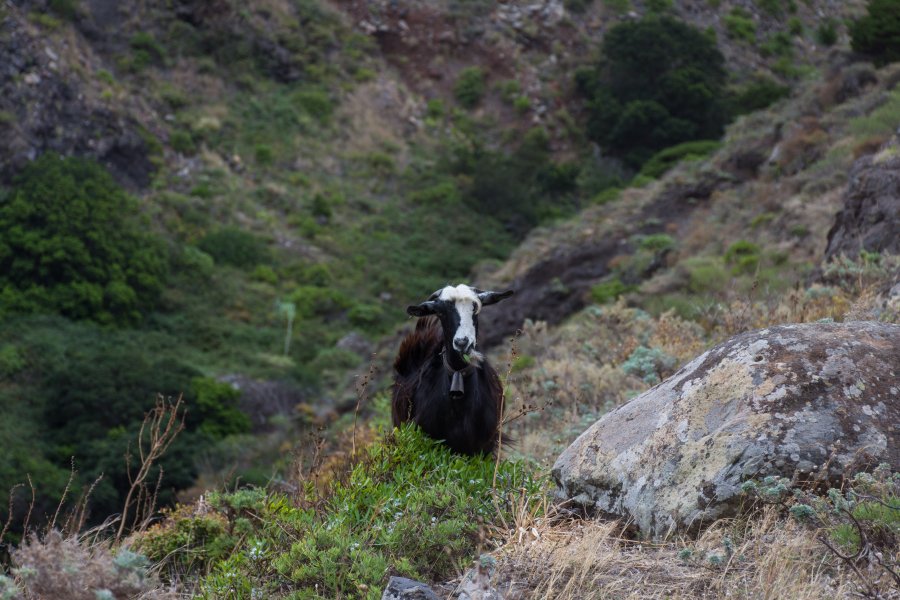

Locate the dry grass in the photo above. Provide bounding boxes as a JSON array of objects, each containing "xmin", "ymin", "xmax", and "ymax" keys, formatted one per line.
[{"xmin": 484, "ymin": 506, "xmax": 881, "ymax": 599}]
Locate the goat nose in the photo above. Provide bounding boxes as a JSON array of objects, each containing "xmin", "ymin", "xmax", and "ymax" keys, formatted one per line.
[{"xmin": 454, "ymin": 337, "xmax": 470, "ymax": 350}]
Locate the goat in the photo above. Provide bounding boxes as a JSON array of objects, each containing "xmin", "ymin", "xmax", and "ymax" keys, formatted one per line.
[{"xmin": 391, "ymin": 284, "xmax": 514, "ymax": 455}]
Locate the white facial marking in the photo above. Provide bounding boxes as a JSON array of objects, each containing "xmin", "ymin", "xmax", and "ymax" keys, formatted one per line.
[{"xmin": 437, "ymin": 284, "xmax": 481, "ymax": 352}]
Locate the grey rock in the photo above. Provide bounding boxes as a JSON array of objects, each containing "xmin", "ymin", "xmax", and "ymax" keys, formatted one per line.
[
  {"xmin": 825, "ymin": 152, "xmax": 900, "ymax": 260},
  {"xmin": 336, "ymin": 331, "xmax": 374, "ymax": 358},
  {"xmin": 382, "ymin": 576, "xmax": 441, "ymax": 600},
  {"xmin": 553, "ymin": 321, "xmax": 900, "ymax": 539}
]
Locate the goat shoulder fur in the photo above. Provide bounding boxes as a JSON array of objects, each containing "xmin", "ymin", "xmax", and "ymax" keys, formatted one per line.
[{"xmin": 392, "ymin": 316, "xmax": 503, "ymax": 455}]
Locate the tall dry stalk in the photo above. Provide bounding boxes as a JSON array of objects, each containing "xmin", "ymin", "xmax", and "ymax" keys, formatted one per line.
[{"xmin": 116, "ymin": 394, "xmax": 185, "ymax": 542}]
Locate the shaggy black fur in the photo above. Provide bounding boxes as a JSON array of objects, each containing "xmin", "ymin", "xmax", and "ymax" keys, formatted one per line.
[{"xmin": 392, "ymin": 316, "xmax": 504, "ymax": 455}]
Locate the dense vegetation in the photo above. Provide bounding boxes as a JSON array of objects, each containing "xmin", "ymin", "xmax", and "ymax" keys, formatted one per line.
[
  {"xmin": 135, "ymin": 425, "xmax": 544, "ymax": 599},
  {"xmin": 578, "ymin": 16, "xmax": 728, "ymax": 167},
  {"xmin": 850, "ymin": 0, "xmax": 900, "ymax": 66},
  {"xmin": 0, "ymin": 155, "xmax": 167, "ymax": 324}
]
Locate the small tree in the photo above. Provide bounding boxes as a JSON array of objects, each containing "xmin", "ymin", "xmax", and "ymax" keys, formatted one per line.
[
  {"xmin": 851, "ymin": 0, "xmax": 900, "ymax": 66},
  {"xmin": 0, "ymin": 154, "xmax": 167, "ymax": 324}
]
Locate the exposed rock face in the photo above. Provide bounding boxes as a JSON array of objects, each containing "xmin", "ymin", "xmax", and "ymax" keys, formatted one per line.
[
  {"xmin": 381, "ymin": 577, "xmax": 441, "ymax": 600},
  {"xmin": 480, "ymin": 172, "xmax": 728, "ymax": 348},
  {"xmin": 0, "ymin": 7, "xmax": 156, "ymax": 189},
  {"xmin": 553, "ymin": 321, "xmax": 900, "ymax": 539},
  {"xmin": 825, "ymin": 152, "xmax": 900, "ymax": 260}
]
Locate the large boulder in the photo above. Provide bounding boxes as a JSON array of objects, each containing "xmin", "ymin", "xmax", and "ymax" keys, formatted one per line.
[
  {"xmin": 553, "ymin": 321, "xmax": 900, "ymax": 539},
  {"xmin": 825, "ymin": 152, "xmax": 900, "ymax": 260}
]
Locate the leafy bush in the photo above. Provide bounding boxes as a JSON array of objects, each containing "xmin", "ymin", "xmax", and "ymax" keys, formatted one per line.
[
  {"xmin": 192, "ymin": 377, "xmax": 251, "ymax": 439},
  {"xmin": 756, "ymin": 0, "xmax": 795, "ymax": 17},
  {"xmin": 724, "ymin": 240, "xmax": 761, "ymax": 274},
  {"xmin": 197, "ymin": 227, "xmax": 270, "ymax": 269},
  {"xmin": 454, "ymin": 67, "xmax": 486, "ymax": 109},
  {"xmin": 591, "ymin": 277, "xmax": 634, "ymax": 304},
  {"xmin": 639, "ymin": 140, "xmax": 721, "ymax": 178},
  {"xmin": 621, "ymin": 345, "xmax": 677, "ymax": 384},
  {"xmin": 728, "ymin": 77, "xmax": 791, "ymax": 116},
  {"xmin": 291, "ymin": 88, "xmax": 334, "ymax": 123},
  {"xmin": 170, "ymin": 130, "xmax": 196, "ymax": 155},
  {"xmin": 580, "ymin": 16, "xmax": 727, "ymax": 167},
  {"xmin": 0, "ymin": 154, "xmax": 167, "ymax": 324},
  {"xmin": 683, "ymin": 256, "xmax": 729, "ymax": 293},
  {"xmin": 129, "ymin": 32, "xmax": 167, "ymax": 70},
  {"xmin": 817, "ymin": 18, "xmax": 839, "ymax": 46},
  {"xmin": 850, "ymin": 0, "xmax": 900, "ymax": 65},
  {"xmin": 450, "ymin": 127, "xmax": 580, "ymax": 233},
  {"xmin": 137, "ymin": 426, "xmax": 544, "ymax": 599},
  {"xmin": 724, "ymin": 8, "xmax": 756, "ymax": 43}
]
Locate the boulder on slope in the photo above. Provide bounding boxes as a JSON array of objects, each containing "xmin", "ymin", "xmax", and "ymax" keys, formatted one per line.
[{"xmin": 553, "ymin": 321, "xmax": 900, "ymax": 538}]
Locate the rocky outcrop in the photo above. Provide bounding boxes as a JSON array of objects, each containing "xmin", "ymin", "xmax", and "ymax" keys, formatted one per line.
[
  {"xmin": 480, "ymin": 172, "xmax": 729, "ymax": 348},
  {"xmin": 825, "ymin": 151, "xmax": 900, "ymax": 260},
  {"xmin": 553, "ymin": 321, "xmax": 900, "ymax": 539},
  {"xmin": 0, "ymin": 7, "xmax": 157, "ymax": 189}
]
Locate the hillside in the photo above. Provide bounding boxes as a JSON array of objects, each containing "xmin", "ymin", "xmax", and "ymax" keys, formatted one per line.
[{"xmin": 0, "ymin": 0, "xmax": 899, "ymax": 598}]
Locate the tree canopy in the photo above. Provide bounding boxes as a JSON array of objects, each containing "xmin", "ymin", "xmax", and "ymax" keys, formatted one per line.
[
  {"xmin": 851, "ymin": 0, "xmax": 900, "ymax": 67},
  {"xmin": 578, "ymin": 16, "xmax": 728, "ymax": 168}
]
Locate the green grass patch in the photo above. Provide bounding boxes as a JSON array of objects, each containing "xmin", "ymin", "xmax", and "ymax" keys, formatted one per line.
[
  {"xmin": 639, "ymin": 140, "xmax": 721, "ymax": 179},
  {"xmin": 849, "ymin": 89, "xmax": 900, "ymax": 138}
]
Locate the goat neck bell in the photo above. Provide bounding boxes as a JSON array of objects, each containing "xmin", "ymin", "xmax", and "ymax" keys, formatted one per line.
[{"xmin": 441, "ymin": 349, "xmax": 476, "ymax": 400}]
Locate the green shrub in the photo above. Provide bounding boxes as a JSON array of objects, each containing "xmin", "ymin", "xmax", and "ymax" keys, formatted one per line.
[
  {"xmin": 511, "ymin": 354, "xmax": 536, "ymax": 372},
  {"xmin": 0, "ymin": 154, "xmax": 167, "ymax": 324},
  {"xmin": 851, "ymin": 0, "xmax": 900, "ymax": 65},
  {"xmin": 646, "ymin": 0, "xmax": 673, "ymax": 13},
  {"xmin": 761, "ymin": 31, "xmax": 794, "ymax": 58},
  {"xmin": 254, "ymin": 143, "xmax": 274, "ymax": 166},
  {"xmin": 728, "ymin": 77, "xmax": 790, "ymax": 115},
  {"xmin": 348, "ymin": 303, "xmax": 384, "ymax": 330},
  {"xmin": 683, "ymin": 256, "xmax": 729, "ymax": 293},
  {"xmin": 724, "ymin": 240, "xmax": 761, "ymax": 274},
  {"xmin": 192, "ymin": 377, "xmax": 251, "ymax": 439},
  {"xmin": 565, "ymin": 0, "xmax": 594, "ymax": 13},
  {"xmin": 513, "ymin": 95, "xmax": 531, "ymax": 114},
  {"xmin": 170, "ymin": 130, "xmax": 196, "ymax": 155},
  {"xmin": 129, "ymin": 32, "xmax": 166, "ymax": 70},
  {"xmin": 816, "ymin": 19, "xmax": 839, "ymax": 46},
  {"xmin": 724, "ymin": 8, "xmax": 756, "ymax": 43},
  {"xmin": 426, "ymin": 98, "xmax": 445, "ymax": 119},
  {"xmin": 454, "ymin": 67, "xmax": 486, "ymax": 109},
  {"xmin": 49, "ymin": 0, "xmax": 79, "ymax": 19},
  {"xmin": 603, "ymin": 0, "xmax": 630, "ymax": 11},
  {"xmin": 497, "ymin": 79, "xmax": 521, "ymax": 104},
  {"xmin": 621, "ymin": 345, "xmax": 677, "ymax": 384},
  {"xmin": 197, "ymin": 227, "xmax": 270, "ymax": 269},
  {"xmin": 187, "ymin": 426, "xmax": 545, "ymax": 599},
  {"xmin": 638, "ymin": 233, "xmax": 676, "ymax": 253},
  {"xmin": 291, "ymin": 88, "xmax": 334, "ymax": 123},
  {"xmin": 756, "ymin": 0, "xmax": 795, "ymax": 16},
  {"xmin": 639, "ymin": 140, "xmax": 721, "ymax": 178},
  {"xmin": 580, "ymin": 16, "xmax": 727, "ymax": 167},
  {"xmin": 591, "ymin": 277, "xmax": 633, "ymax": 304}
]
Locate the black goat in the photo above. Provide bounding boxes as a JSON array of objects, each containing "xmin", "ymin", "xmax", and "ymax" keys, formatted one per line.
[{"xmin": 391, "ymin": 284, "xmax": 514, "ymax": 455}]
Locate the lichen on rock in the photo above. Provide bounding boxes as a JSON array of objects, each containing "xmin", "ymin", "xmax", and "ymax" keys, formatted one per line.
[{"xmin": 552, "ymin": 321, "xmax": 900, "ymax": 539}]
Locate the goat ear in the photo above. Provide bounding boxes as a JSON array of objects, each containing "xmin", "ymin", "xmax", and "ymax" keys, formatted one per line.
[
  {"xmin": 477, "ymin": 289, "xmax": 514, "ymax": 307},
  {"xmin": 407, "ymin": 301, "xmax": 437, "ymax": 317}
]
